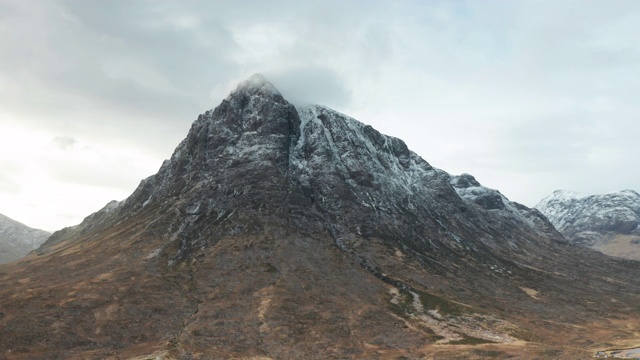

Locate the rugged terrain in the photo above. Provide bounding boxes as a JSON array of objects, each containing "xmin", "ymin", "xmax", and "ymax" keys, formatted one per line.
[
  {"xmin": 537, "ymin": 189, "xmax": 640, "ymax": 260},
  {"xmin": 1, "ymin": 75, "xmax": 640, "ymax": 359},
  {"xmin": 0, "ymin": 213, "xmax": 49, "ymax": 264}
]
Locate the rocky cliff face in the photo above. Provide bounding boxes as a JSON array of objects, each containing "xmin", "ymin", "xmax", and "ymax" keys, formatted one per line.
[
  {"xmin": 536, "ymin": 189, "xmax": 640, "ymax": 260},
  {"xmin": 45, "ymin": 74, "xmax": 563, "ymax": 266},
  {"xmin": 2, "ymin": 75, "xmax": 640, "ymax": 359},
  {"xmin": 0, "ymin": 213, "xmax": 49, "ymax": 264}
]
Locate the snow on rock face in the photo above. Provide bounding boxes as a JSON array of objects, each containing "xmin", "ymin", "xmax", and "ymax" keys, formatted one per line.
[
  {"xmin": 450, "ymin": 174, "xmax": 505, "ymax": 210},
  {"xmin": 535, "ymin": 190, "xmax": 640, "ymax": 244},
  {"xmin": 57, "ymin": 74, "xmax": 566, "ymax": 264},
  {"xmin": 291, "ymin": 104, "xmax": 439, "ymax": 208},
  {"xmin": 0, "ymin": 213, "xmax": 50, "ymax": 264},
  {"xmin": 449, "ymin": 174, "xmax": 565, "ymax": 245},
  {"xmin": 233, "ymin": 73, "xmax": 282, "ymax": 98}
]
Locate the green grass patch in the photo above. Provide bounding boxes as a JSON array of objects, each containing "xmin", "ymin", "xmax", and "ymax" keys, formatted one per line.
[
  {"xmin": 416, "ymin": 289, "xmax": 469, "ymax": 317},
  {"xmin": 388, "ymin": 290, "xmax": 416, "ymax": 317}
]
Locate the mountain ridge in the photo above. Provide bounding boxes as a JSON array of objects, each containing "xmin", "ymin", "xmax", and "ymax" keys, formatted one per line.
[
  {"xmin": 44, "ymin": 74, "xmax": 561, "ymax": 265},
  {"xmin": 2, "ymin": 75, "xmax": 640, "ymax": 359}
]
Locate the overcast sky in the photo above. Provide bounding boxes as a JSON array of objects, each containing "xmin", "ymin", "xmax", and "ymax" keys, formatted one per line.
[{"xmin": 1, "ymin": 0, "xmax": 640, "ymax": 231}]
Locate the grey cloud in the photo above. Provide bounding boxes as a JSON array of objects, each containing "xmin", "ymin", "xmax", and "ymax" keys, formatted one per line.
[
  {"xmin": 1, "ymin": 0, "xmax": 237, "ymax": 128},
  {"xmin": 501, "ymin": 116, "xmax": 594, "ymax": 172},
  {"xmin": 45, "ymin": 151, "xmax": 151, "ymax": 192},
  {"xmin": 267, "ymin": 67, "xmax": 351, "ymax": 108},
  {"xmin": 0, "ymin": 1, "xmax": 242, "ymax": 159},
  {"xmin": 0, "ymin": 0, "xmax": 397, "ymax": 130}
]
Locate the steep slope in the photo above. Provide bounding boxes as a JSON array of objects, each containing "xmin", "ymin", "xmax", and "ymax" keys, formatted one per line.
[
  {"xmin": 0, "ymin": 213, "xmax": 50, "ymax": 264},
  {"xmin": 536, "ymin": 189, "xmax": 640, "ymax": 260},
  {"xmin": 1, "ymin": 75, "xmax": 640, "ymax": 359}
]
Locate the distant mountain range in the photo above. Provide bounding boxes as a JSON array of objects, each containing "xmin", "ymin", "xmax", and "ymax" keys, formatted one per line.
[
  {"xmin": 0, "ymin": 213, "xmax": 49, "ymax": 264},
  {"xmin": 1, "ymin": 75, "xmax": 639, "ymax": 359},
  {"xmin": 536, "ymin": 189, "xmax": 640, "ymax": 260}
]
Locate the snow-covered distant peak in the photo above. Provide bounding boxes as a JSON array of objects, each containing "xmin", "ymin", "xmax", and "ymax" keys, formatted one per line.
[
  {"xmin": 537, "ymin": 189, "xmax": 640, "ymax": 211},
  {"xmin": 542, "ymin": 190, "xmax": 584, "ymax": 202},
  {"xmin": 537, "ymin": 190, "xmax": 640, "ymax": 222},
  {"xmin": 536, "ymin": 189, "xmax": 640, "ymax": 243},
  {"xmin": 0, "ymin": 213, "xmax": 50, "ymax": 263},
  {"xmin": 620, "ymin": 189, "xmax": 640, "ymax": 197}
]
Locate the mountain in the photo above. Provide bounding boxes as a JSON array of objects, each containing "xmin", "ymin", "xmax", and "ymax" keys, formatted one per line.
[
  {"xmin": 1, "ymin": 75, "xmax": 640, "ymax": 359},
  {"xmin": 536, "ymin": 189, "xmax": 640, "ymax": 260},
  {"xmin": 0, "ymin": 213, "xmax": 50, "ymax": 264}
]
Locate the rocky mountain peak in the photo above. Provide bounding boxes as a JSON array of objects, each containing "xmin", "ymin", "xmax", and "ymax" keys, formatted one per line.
[
  {"xmin": 47, "ymin": 74, "xmax": 565, "ymax": 265},
  {"xmin": 5, "ymin": 75, "xmax": 640, "ymax": 359},
  {"xmin": 536, "ymin": 189, "xmax": 640, "ymax": 259},
  {"xmin": 122, "ymin": 74, "xmax": 300, "ymax": 206},
  {"xmin": 537, "ymin": 190, "xmax": 640, "ymax": 235},
  {"xmin": 231, "ymin": 73, "xmax": 283, "ymax": 99},
  {"xmin": 449, "ymin": 173, "xmax": 481, "ymax": 188},
  {"xmin": 621, "ymin": 189, "xmax": 640, "ymax": 197}
]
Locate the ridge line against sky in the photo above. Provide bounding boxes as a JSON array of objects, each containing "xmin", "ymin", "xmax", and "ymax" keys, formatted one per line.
[{"xmin": 1, "ymin": 0, "xmax": 640, "ymax": 231}]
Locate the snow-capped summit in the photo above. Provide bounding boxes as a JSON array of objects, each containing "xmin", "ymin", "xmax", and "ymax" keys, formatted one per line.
[
  {"xmin": 229, "ymin": 73, "xmax": 282, "ymax": 99},
  {"xmin": 536, "ymin": 189, "xmax": 640, "ymax": 259}
]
